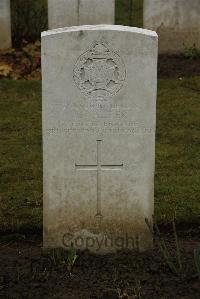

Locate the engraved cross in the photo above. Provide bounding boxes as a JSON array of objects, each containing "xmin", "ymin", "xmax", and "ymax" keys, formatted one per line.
[{"xmin": 75, "ymin": 140, "xmax": 123, "ymax": 217}]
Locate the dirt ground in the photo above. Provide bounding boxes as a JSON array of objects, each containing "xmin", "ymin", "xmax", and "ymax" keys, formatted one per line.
[
  {"xmin": 158, "ymin": 55, "xmax": 200, "ymax": 78},
  {"xmin": 0, "ymin": 227, "xmax": 199, "ymax": 299}
]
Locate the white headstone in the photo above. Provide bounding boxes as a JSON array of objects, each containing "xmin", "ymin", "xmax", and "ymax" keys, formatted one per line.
[
  {"xmin": 48, "ymin": 0, "xmax": 115, "ymax": 29},
  {"xmin": 144, "ymin": 0, "xmax": 200, "ymax": 53},
  {"xmin": 42, "ymin": 25, "xmax": 158, "ymax": 253},
  {"xmin": 0, "ymin": 0, "xmax": 11, "ymax": 49}
]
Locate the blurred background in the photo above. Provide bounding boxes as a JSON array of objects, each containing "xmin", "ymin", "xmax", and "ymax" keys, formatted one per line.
[{"xmin": 11, "ymin": 0, "xmax": 143, "ymax": 47}]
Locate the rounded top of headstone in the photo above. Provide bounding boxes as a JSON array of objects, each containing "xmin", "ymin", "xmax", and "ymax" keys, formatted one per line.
[{"xmin": 41, "ymin": 24, "xmax": 158, "ymax": 39}]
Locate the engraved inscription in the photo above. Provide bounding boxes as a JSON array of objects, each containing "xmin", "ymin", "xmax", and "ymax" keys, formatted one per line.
[
  {"xmin": 75, "ymin": 140, "xmax": 123, "ymax": 217},
  {"xmin": 45, "ymin": 121, "xmax": 153, "ymax": 136},
  {"xmin": 73, "ymin": 41, "xmax": 126, "ymax": 101}
]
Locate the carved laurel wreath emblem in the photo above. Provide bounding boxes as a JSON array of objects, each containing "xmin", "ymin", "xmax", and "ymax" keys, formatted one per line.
[{"xmin": 73, "ymin": 41, "xmax": 126, "ymax": 101}]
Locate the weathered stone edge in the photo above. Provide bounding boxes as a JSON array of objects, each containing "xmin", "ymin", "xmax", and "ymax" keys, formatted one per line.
[{"xmin": 41, "ymin": 24, "xmax": 158, "ymax": 38}]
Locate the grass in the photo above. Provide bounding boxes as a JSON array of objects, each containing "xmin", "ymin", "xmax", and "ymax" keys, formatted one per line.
[
  {"xmin": 0, "ymin": 80, "xmax": 42, "ymax": 232},
  {"xmin": 156, "ymin": 78, "xmax": 200, "ymax": 224},
  {"xmin": 0, "ymin": 77, "xmax": 199, "ymax": 232}
]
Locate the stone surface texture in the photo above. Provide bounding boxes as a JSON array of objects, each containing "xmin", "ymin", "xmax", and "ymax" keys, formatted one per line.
[
  {"xmin": 42, "ymin": 25, "xmax": 158, "ymax": 253},
  {"xmin": 0, "ymin": 0, "xmax": 11, "ymax": 49},
  {"xmin": 144, "ymin": 0, "xmax": 200, "ymax": 53},
  {"xmin": 48, "ymin": 0, "xmax": 115, "ymax": 29}
]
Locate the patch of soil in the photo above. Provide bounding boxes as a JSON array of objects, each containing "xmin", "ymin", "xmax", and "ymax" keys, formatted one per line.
[
  {"xmin": 0, "ymin": 229, "xmax": 199, "ymax": 299},
  {"xmin": 158, "ymin": 55, "xmax": 200, "ymax": 78},
  {"xmin": 0, "ymin": 42, "xmax": 41, "ymax": 80}
]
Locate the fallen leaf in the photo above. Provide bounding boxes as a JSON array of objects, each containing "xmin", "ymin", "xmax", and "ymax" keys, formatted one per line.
[{"xmin": 0, "ymin": 63, "xmax": 12, "ymax": 77}]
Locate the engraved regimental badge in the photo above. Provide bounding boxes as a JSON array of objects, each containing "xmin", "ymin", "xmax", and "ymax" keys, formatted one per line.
[{"xmin": 73, "ymin": 41, "xmax": 126, "ymax": 101}]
